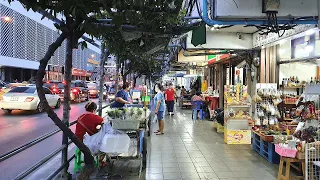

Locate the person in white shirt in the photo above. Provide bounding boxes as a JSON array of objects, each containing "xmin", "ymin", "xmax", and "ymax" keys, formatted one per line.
[{"xmin": 175, "ymin": 86, "xmax": 182, "ymax": 103}]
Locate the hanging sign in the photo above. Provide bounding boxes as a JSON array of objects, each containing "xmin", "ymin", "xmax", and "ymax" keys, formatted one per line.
[{"xmin": 253, "ymin": 24, "xmax": 316, "ymax": 48}]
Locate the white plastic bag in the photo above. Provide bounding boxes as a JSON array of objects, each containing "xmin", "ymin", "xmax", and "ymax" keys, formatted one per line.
[
  {"xmin": 100, "ymin": 130, "xmax": 130, "ymax": 154},
  {"xmin": 83, "ymin": 123, "xmax": 111, "ymax": 154}
]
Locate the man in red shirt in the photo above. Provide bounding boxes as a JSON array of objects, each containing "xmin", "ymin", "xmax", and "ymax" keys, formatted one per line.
[{"xmin": 165, "ymin": 83, "xmax": 175, "ymax": 115}]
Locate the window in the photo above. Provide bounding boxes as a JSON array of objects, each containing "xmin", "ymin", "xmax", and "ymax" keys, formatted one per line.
[
  {"xmin": 44, "ymin": 88, "xmax": 52, "ymax": 94},
  {"xmin": 8, "ymin": 87, "xmax": 36, "ymax": 93},
  {"xmin": 57, "ymin": 83, "xmax": 65, "ymax": 89}
]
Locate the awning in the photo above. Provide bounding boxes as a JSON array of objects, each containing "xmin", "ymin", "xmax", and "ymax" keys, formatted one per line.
[{"xmin": 0, "ymin": 56, "xmax": 41, "ymax": 70}]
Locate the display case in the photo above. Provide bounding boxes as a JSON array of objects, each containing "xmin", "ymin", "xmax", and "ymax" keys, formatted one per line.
[{"xmin": 223, "ymin": 85, "xmax": 252, "ymax": 144}]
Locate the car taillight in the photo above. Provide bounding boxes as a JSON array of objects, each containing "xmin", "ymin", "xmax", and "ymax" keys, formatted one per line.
[
  {"xmin": 72, "ymin": 89, "xmax": 79, "ymax": 93},
  {"xmin": 25, "ymin": 97, "xmax": 34, "ymax": 102},
  {"xmin": 52, "ymin": 88, "xmax": 58, "ymax": 92}
]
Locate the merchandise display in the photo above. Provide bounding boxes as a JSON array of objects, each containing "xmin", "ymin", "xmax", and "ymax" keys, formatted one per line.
[{"xmin": 223, "ymin": 85, "xmax": 252, "ymax": 144}]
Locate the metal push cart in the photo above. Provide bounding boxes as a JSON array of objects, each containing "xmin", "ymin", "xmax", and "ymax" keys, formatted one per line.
[
  {"xmin": 105, "ymin": 118, "xmax": 148, "ymax": 178},
  {"xmin": 125, "ymin": 104, "xmax": 152, "ymax": 136}
]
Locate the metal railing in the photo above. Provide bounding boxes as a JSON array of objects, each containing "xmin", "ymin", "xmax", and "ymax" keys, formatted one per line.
[{"xmin": 0, "ymin": 103, "xmax": 112, "ymax": 180}]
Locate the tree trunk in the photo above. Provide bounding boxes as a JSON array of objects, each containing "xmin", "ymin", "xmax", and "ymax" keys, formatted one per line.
[
  {"xmin": 133, "ymin": 75, "xmax": 137, "ymax": 88},
  {"xmin": 123, "ymin": 75, "xmax": 127, "ymax": 85},
  {"xmin": 114, "ymin": 56, "xmax": 119, "ymax": 93},
  {"xmin": 98, "ymin": 42, "xmax": 109, "ymax": 116}
]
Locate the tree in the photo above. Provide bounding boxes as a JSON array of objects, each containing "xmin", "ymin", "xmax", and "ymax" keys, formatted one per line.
[{"xmin": 9, "ymin": 0, "xmax": 191, "ymax": 178}]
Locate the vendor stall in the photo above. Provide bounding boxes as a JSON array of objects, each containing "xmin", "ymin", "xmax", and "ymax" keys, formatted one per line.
[{"xmin": 223, "ymin": 84, "xmax": 252, "ymax": 144}]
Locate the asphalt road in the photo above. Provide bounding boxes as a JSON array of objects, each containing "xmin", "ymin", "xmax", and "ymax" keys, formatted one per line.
[{"xmin": 0, "ymin": 99, "xmax": 106, "ymax": 180}]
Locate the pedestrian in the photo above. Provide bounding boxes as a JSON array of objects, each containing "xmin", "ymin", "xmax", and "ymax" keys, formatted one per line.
[
  {"xmin": 175, "ymin": 86, "xmax": 181, "ymax": 103},
  {"xmin": 111, "ymin": 82, "xmax": 131, "ymax": 108},
  {"xmin": 165, "ymin": 83, "xmax": 175, "ymax": 115},
  {"xmin": 154, "ymin": 83, "xmax": 165, "ymax": 135}
]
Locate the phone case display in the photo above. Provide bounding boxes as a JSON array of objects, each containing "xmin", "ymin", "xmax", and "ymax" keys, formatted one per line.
[{"xmin": 224, "ymin": 85, "xmax": 252, "ymax": 144}]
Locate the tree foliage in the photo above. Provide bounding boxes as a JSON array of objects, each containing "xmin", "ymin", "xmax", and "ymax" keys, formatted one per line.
[{"xmin": 7, "ymin": 0, "xmax": 192, "ymax": 177}]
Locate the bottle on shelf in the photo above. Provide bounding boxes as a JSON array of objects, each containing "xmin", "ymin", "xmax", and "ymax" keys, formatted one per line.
[{"xmin": 310, "ymin": 77, "xmax": 314, "ymax": 84}]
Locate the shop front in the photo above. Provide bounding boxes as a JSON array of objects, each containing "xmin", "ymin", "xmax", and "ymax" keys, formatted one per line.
[
  {"xmin": 46, "ymin": 65, "xmax": 63, "ymax": 81},
  {"xmin": 72, "ymin": 68, "xmax": 87, "ymax": 80},
  {"xmin": 235, "ymin": 25, "xmax": 320, "ymax": 178}
]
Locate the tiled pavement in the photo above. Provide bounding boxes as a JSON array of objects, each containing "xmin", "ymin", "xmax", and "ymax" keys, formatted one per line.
[{"xmin": 146, "ymin": 109, "xmax": 278, "ymax": 180}]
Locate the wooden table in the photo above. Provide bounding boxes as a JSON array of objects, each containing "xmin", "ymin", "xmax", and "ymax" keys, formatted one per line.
[{"xmin": 277, "ymin": 156, "xmax": 305, "ymax": 180}]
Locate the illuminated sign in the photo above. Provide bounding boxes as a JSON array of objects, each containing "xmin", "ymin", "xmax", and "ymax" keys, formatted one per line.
[{"xmin": 88, "ymin": 59, "xmax": 99, "ymax": 65}]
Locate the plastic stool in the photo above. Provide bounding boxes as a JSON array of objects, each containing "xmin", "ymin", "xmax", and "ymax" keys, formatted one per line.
[
  {"xmin": 192, "ymin": 101, "xmax": 204, "ymax": 120},
  {"xmin": 74, "ymin": 148, "xmax": 100, "ymax": 173}
]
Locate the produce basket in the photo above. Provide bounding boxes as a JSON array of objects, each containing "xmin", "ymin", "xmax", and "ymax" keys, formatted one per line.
[
  {"xmin": 110, "ymin": 119, "xmax": 141, "ymax": 130},
  {"xmin": 275, "ymin": 144, "xmax": 297, "ymax": 158}
]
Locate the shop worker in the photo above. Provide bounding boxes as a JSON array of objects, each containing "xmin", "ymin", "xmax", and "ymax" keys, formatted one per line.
[{"xmin": 111, "ymin": 82, "xmax": 131, "ymax": 108}]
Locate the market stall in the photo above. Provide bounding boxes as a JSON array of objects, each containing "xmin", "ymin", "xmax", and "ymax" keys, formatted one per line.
[{"xmin": 223, "ymin": 85, "xmax": 252, "ymax": 144}]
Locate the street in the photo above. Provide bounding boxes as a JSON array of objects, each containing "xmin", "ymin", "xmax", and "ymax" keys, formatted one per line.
[{"xmin": 0, "ymin": 99, "xmax": 105, "ymax": 180}]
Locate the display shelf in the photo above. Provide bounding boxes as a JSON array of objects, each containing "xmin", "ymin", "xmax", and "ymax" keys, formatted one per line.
[
  {"xmin": 252, "ymin": 131, "xmax": 280, "ymax": 164},
  {"xmin": 283, "ymin": 118, "xmax": 294, "ymax": 121},
  {"xmin": 284, "ymin": 102, "xmax": 297, "ymax": 105},
  {"xmin": 283, "ymin": 86, "xmax": 304, "ymax": 89}
]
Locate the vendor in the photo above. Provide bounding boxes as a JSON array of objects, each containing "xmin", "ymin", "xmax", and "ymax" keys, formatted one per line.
[
  {"xmin": 75, "ymin": 101, "xmax": 103, "ymax": 141},
  {"xmin": 111, "ymin": 82, "xmax": 131, "ymax": 108}
]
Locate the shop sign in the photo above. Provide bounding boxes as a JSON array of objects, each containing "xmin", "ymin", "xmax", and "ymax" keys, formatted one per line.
[
  {"xmin": 208, "ymin": 54, "xmax": 230, "ymax": 64},
  {"xmin": 224, "ymin": 130, "xmax": 251, "ymax": 144},
  {"xmin": 86, "ymin": 72, "xmax": 92, "ymax": 77},
  {"xmin": 253, "ymin": 24, "xmax": 316, "ymax": 48},
  {"xmin": 88, "ymin": 59, "xmax": 99, "ymax": 65},
  {"xmin": 48, "ymin": 65, "xmax": 62, "ymax": 73},
  {"xmin": 72, "ymin": 68, "xmax": 86, "ymax": 76}
]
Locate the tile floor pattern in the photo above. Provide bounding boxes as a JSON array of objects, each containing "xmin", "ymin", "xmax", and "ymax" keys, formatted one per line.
[{"xmin": 146, "ymin": 109, "xmax": 278, "ymax": 180}]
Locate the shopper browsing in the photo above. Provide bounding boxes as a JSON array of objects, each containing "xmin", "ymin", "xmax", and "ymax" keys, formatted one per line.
[{"xmin": 154, "ymin": 83, "xmax": 165, "ymax": 135}]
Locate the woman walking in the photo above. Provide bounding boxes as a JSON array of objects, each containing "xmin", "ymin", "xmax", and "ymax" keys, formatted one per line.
[
  {"xmin": 165, "ymin": 83, "xmax": 175, "ymax": 115},
  {"xmin": 154, "ymin": 83, "xmax": 165, "ymax": 135}
]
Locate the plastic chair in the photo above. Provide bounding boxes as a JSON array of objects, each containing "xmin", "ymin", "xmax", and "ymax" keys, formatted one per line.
[
  {"xmin": 74, "ymin": 148, "xmax": 100, "ymax": 173},
  {"xmin": 192, "ymin": 101, "xmax": 204, "ymax": 120}
]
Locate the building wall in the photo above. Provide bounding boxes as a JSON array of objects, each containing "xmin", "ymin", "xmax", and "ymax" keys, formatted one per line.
[{"xmin": 0, "ymin": 2, "xmax": 100, "ymax": 71}]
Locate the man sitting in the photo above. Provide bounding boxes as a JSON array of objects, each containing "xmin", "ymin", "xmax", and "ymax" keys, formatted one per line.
[{"xmin": 191, "ymin": 91, "xmax": 203, "ymax": 102}]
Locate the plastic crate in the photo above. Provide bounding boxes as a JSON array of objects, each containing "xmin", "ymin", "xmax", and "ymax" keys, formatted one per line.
[
  {"xmin": 111, "ymin": 120, "xmax": 141, "ymax": 130},
  {"xmin": 252, "ymin": 131, "xmax": 280, "ymax": 164}
]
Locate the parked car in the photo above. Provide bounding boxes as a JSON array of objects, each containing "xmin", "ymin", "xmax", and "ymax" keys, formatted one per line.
[
  {"xmin": 0, "ymin": 86, "xmax": 61, "ymax": 114},
  {"xmin": 87, "ymin": 82, "xmax": 99, "ymax": 98}
]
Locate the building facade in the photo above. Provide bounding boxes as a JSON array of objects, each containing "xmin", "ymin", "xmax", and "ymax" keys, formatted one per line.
[{"xmin": 0, "ymin": 1, "xmax": 101, "ymax": 82}]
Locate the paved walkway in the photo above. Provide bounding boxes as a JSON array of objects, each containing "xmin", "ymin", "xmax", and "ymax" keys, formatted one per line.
[{"xmin": 146, "ymin": 109, "xmax": 278, "ymax": 180}]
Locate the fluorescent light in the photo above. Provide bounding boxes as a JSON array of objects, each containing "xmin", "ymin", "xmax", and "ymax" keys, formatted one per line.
[{"xmin": 306, "ymin": 29, "xmax": 315, "ymax": 35}]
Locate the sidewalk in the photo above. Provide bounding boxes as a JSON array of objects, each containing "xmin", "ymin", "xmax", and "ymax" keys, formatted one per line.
[
  {"xmin": 146, "ymin": 109, "xmax": 278, "ymax": 180},
  {"xmin": 27, "ymin": 108, "xmax": 279, "ymax": 180}
]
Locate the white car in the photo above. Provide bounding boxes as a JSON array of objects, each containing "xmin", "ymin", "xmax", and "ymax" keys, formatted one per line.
[{"xmin": 0, "ymin": 86, "xmax": 61, "ymax": 114}]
